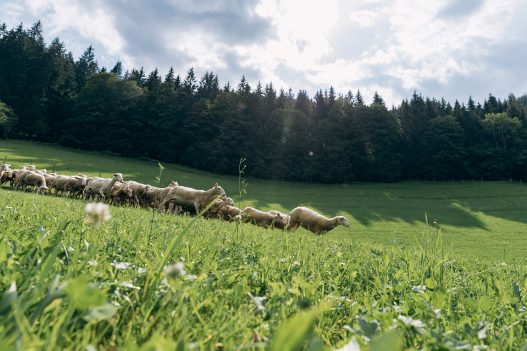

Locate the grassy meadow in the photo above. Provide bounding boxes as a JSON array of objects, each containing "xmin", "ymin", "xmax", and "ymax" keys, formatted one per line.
[
  {"xmin": 1, "ymin": 139, "xmax": 527, "ymax": 350},
  {"xmin": 1, "ymin": 139, "xmax": 527, "ymax": 262}
]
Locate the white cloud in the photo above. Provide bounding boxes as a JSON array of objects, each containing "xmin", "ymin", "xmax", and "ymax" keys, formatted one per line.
[
  {"xmin": 349, "ymin": 9, "xmax": 378, "ymax": 27},
  {"xmin": 2, "ymin": 0, "xmax": 527, "ymax": 104}
]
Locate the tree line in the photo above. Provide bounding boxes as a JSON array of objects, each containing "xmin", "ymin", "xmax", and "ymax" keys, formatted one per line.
[{"xmin": 1, "ymin": 22, "xmax": 527, "ymax": 182}]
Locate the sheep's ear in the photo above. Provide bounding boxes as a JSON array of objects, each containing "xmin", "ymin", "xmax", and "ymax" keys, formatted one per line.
[{"xmin": 214, "ymin": 182, "xmax": 218, "ymax": 187}]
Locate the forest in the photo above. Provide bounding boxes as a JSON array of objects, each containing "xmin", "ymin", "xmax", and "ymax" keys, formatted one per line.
[{"xmin": 1, "ymin": 22, "xmax": 527, "ymax": 182}]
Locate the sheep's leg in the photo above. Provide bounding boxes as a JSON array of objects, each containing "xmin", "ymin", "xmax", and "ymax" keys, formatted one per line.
[
  {"xmin": 98, "ymin": 189, "xmax": 106, "ymax": 202},
  {"xmin": 194, "ymin": 203, "xmax": 200, "ymax": 215}
]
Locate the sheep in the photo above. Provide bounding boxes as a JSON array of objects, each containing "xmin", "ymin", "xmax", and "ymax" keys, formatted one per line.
[
  {"xmin": 52, "ymin": 175, "xmax": 88, "ymax": 197},
  {"xmin": 83, "ymin": 173, "xmax": 124, "ymax": 201},
  {"xmin": 0, "ymin": 170, "xmax": 15, "ymax": 187},
  {"xmin": 241, "ymin": 207, "xmax": 284, "ymax": 229},
  {"xmin": 124, "ymin": 180, "xmax": 149, "ymax": 206},
  {"xmin": 286, "ymin": 207, "xmax": 350, "ymax": 235},
  {"xmin": 65, "ymin": 175, "xmax": 90, "ymax": 198},
  {"xmin": 141, "ymin": 181, "xmax": 179, "ymax": 209},
  {"xmin": 43, "ymin": 173, "xmax": 56, "ymax": 187},
  {"xmin": 160, "ymin": 183, "xmax": 226, "ymax": 215},
  {"xmin": 25, "ymin": 165, "xmax": 36, "ymax": 171},
  {"xmin": 108, "ymin": 181, "xmax": 134, "ymax": 205},
  {"xmin": 267, "ymin": 210, "xmax": 290, "ymax": 230},
  {"xmin": 17, "ymin": 171, "xmax": 48, "ymax": 192},
  {"xmin": 205, "ymin": 197, "xmax": 235, "ymax": 219},
  {"xmin": 217, "ymin": 205, "xmax": 242, "ymax": 221},
  {"xmin": 13, "ymin": 169, "xmax": 31, "ymax": 189}
]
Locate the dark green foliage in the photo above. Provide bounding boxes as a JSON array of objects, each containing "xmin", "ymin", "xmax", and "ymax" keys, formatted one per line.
[
  {"xmin": 1, "ymin": 22, "xmax": 527, "ymax": 182},
  {"xmin": 0, "ymin": 101, "xmax": 17, "ymax": 138},
  {"xmin": 420, "ymin": 116, "xmax": 466, "ymax": 180}
]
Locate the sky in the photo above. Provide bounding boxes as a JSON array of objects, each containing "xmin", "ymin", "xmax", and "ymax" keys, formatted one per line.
[{"xmin": 2, "ymin": 0, "xmax": 527, "ymax": 106}]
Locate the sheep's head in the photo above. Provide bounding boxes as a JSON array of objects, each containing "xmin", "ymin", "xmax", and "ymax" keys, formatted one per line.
[
  {"xmin": 113, "ymin": 173, "xmax": 124, "ymax": 182},
  {"xmin": 169, "ymin": 181, "xmax": 179, "ymax": 187},
  {"xmin": 336, "ymin": 216, "xmax": 351, "ymax": 227},
  {"xmin": 210, "ymin": 183, "xmax": 226, "ymax": 197},
  {"xmin": 223, "ymin": 197, "xmax": 234, "ymax": 206}
]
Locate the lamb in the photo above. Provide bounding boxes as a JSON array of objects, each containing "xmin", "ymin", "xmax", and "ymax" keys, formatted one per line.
[
  {"xmin": 286, "ymin": 207, "xmax": 350, "ymax": 235},
  {"xmin": 160, "ymin": 183, "xmax": 226, "ymax": 215},
  {"xmin": 267, "ymin": 210, "xmax": 289, "ymax": 230},
  {"xmin": 241, "ymin": 207, "xmax": 284, "ymax": 229},
  {"xmin": 83, "ymin": 173, "xmax": 124, "ymax": 201}
]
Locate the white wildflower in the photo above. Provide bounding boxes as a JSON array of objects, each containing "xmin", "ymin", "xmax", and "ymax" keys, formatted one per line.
[
  {"xmin": 84, "ymin": 203, "xmax": 111, "ymax": 227},
  {"xmin": 292, "ymin": 261, "xmax": 300, "ymax": 268},
  {"xmin": 499, "ymin": 262, "xmax": 507, "ymax": 267},
  {"xmin": 249, "ymin": 294, "xmax": 266, "ymax": 312},
  {"xmin": 411, "ymin": 285, "xmax": 427, "ymax": 293},
  {"xmin": 8, "ymin": 281, "xmax": 16, "ymax": 293},
  {"xmin": 164, "ymin": 262, "xmax": 186, "ymax": 278},
  {"xmin": 477, "ymin": 324, "xmax": 488, "ymax": 340},
  {"xmin": 68, "ymin": 246, "xmax": 75, "ymax": 253},
  {"xmin": 87, "ymin": 260, "xmax": 98, "ymax": 267},
  {"xmin": 137, "ymin": 267, "xmax": 147, "ymax": 275},
  {"xmin": 111, "ymin": 262, "xmax": 132, "ymax": 270},
  {"xmin": 398, "ymin": 315, "xmax": 426, "ymax": 333},
  {"xmin": 279, "ymin": 258, "xmax": 287, "ymax": 263},
  {"xmin": 335, "ymin": 337, "xmax": 360, "ymax": 351},
  {"xmin": 186, "ymin": 274, "xmax": 197, "ymax": 280}
]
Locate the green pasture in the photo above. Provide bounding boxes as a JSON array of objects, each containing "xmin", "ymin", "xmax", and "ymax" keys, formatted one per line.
[{"xmin": 1, "ymin": 139, "xmax": 526, "ymax": 262}]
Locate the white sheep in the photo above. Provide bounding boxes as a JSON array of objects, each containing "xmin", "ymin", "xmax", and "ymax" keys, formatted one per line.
[
  {"xmin": 52, "ymin": 175, "xmax": 88, "ymax": 197},
  {"xmin": 83, "ymin": 173, "xmax": 123, "ymax": 201},
  {"xmin": 242, "ymin": 207, "xmax": 284, "ymax": 229},
  {"xmin": 286, "ymin": 207, "xmax": 350, "ymax": 235},
  {"xmin": 267, "ymin": 210, "xmax": 289, "ymax": 230},
  {"xmin": 17, "ymin": 171, "xmax": 48, "ymax": 192},
  {"xmin": 143, "ymin": 181, "xmax": 179, "ymax": 209},
  {"xmin": 160, "ymin": 183, "xmax": 226, "ymax": 215}
]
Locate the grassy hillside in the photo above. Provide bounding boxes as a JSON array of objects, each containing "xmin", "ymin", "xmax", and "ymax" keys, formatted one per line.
[
  {"xmin": 1, "ymin": 139, "xmax": 527, "ymax": 262},
  {"xmin": 2, "ymin": 140, "xmax": 527, "ymax": 349},
  {"xmin": 1, "ymin": 189, "xmax": 527, "ymax": 350}
]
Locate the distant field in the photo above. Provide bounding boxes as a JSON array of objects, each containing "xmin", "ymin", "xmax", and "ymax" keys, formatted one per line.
[{"xmin": 1, "ymin": 139, "xmax": 527, "ymax": 262}]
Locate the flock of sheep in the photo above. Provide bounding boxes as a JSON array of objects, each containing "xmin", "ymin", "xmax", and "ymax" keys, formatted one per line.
[{"xmin": 0, "ymin": 163, "xmax": 351, "ymax": 234}]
